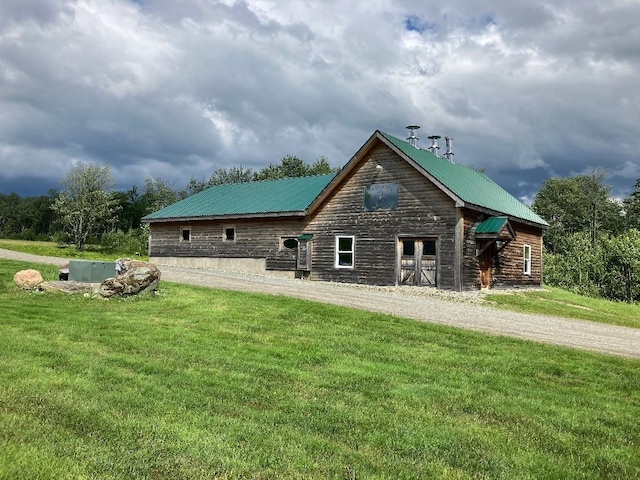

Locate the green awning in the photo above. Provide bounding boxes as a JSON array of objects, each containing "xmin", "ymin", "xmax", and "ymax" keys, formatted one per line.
[{"xmin": 476, "ymin": 216, "xmax": 509, "ymax": 234}]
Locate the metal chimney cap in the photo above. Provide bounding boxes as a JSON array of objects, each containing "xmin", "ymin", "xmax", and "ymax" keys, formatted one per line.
[{"xmin": 406, "ymin": 125, "xmax": 420, "ymax": 148}]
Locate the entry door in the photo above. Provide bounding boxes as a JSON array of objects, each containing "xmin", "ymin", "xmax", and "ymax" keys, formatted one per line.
[
  {"xmin": 480, "ymin": 243, "xmax": 493, "ymax": 289},
  {"xmin": 399, "ymin": 239, "xmax": 437, "ymax": 286}
]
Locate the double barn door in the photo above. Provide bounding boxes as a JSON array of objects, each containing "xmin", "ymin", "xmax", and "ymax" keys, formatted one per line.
[{"xmin": 399, "ymin": 239, "xmax": 437, "ymax": 286}]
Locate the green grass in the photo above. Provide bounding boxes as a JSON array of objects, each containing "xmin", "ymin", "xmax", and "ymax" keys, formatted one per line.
[
  {"xmin": 486, "ymin": 287, "xmax": 640, "ymax": 329},
  {"xmin": 0, "ymin": 239, "xmax": 147, "ymax": 261},
  {"xmin": 1, "ymin": 259, "xmax": 639, "ymax": 479}
]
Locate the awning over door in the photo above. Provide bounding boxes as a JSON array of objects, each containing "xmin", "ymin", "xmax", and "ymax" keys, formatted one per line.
[
  {"xmin": 475, "ymin": 216, "xmax": 515, "ymax": 257},
  {"xmin": 475, "ymin": 216, "xmax": 515, "ymax": 241}
]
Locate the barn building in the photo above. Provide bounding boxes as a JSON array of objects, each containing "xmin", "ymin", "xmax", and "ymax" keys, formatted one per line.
[{"xmin": 143, "ymin": 129, "xmax": 548, "ymax": 290}]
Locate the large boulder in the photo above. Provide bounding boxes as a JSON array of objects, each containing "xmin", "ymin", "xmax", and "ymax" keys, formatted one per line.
[
  {"xmin": 99, "ymin": 259, "xmax": 161, "ymax": 298},
  {"xmin": 14, "ymin": 269, "xmax": 44, "ymax": 290}
]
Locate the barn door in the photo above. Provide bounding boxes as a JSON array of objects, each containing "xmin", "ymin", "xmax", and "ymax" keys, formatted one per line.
[{"xmin": 399, "ymin": 239, "xmax": 437, "ymax": 286}]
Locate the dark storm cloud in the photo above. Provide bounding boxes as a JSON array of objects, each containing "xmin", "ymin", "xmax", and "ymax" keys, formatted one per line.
[{"xmin": 0, "ymin": 0, "xmax": 638, "ymax": 201}]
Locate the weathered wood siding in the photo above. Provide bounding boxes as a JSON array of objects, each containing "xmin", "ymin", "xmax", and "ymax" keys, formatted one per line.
[
  {"xmin": 304, "ymin": 141, "xmax": 458, "ymax": 287},
  {"xmin": 148, "ymin": 217, "xmax": 306, "ymax": 271},
  {"xmin": 492, "ymin": 223, "xmax": 543, "ymax": 287},
  {"xmin": 463, "ymin": 210, "xmax": 544, "ymax": 289}
]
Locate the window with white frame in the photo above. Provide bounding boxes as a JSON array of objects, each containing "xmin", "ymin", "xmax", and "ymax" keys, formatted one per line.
[
  {"xmin": 335, "ymin": 236, "xmax": 355, "ymax": 268},
  {"xmin": 523, "ymin": 244, "xmax": 531, "ymax": 275},
  {"xmin": 180, "ymin": 227, "xmax": 191, "ymax": 242}
]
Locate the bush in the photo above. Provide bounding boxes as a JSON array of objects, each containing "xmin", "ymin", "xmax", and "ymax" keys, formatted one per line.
[
  {"xmin": 600, "ymin": 230, "xmax": 640, "ymax": 302},
  {"xmin": 543, "ymin": 232, "xmax": 603, "ymax": 297},
  {"xmin": 100, "ymin": 227, "xmax": 148, "ymax": 256},
  {"xmin": 543, "ymin": 230, "xmax": 640, "ymax": 302}
]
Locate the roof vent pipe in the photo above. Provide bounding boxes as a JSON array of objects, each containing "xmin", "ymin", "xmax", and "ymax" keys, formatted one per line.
[
  {"xmin": 427, "ymin": 135, "xmax": 441, "ymax": 155},
  {"xmin": 444, "ymin": 136, "xmax": 455, "ymax": 163},
  {"xmin": 406, "ymin": 125, "xmax": 420, "ymax": 148}
]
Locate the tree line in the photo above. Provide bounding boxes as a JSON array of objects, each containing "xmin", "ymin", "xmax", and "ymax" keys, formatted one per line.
[
  {"xmin": 532, "ymin": 171, "xmax": 640, "ymax": 302},
  {"xmin": 0, "ymin": 156, "xmax": 337, "ymax": 252}
]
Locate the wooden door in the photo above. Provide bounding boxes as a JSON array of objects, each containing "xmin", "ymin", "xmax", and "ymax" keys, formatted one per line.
[
  {"xmin": 480, "ymin": 243, "xmax": 493, "ymax": 289},
  {"xmin": 399, "ymin": 239, "xmax": 437, "ymax": 286},
  {"xmin": 400, "ymin": 240, "xmax": 417, "ymax": 284},
  {"xmin": 420, "ymin": 240, "xmax": 437, "ymax": 286}
]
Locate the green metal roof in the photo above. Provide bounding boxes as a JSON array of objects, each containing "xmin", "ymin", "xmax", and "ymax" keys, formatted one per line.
[
  {"xmin": 476, "ymin": 216, "xmax": 509, "ymax": 234},
  {"xmin": 143, "ymin": 174, "xmax": 335, "ymax": 220},
  {"xmin": 379, "ymin": 132, "xmax": 549, "ymax": 226}
]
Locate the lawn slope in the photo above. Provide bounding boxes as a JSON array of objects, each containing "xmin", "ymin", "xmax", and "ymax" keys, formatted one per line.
[{"xmin": 1, "ymin": 259, "xmax": 639, "ymax": 479}]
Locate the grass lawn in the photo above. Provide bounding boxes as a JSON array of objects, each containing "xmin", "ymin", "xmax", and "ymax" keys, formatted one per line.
[
  {"xmin": 486, "ymin": 287, "xmax": 640, "ymax": 329},
  {"xmin": 0, "ymin": 239, "xmax": 147, "ymax": 261},
  {"xmin": 1, "ymin": 259, "xmax": 639, "ymax": 479}
]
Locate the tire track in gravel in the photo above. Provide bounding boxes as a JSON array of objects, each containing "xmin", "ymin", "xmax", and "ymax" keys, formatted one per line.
[{"xmin": 2, "ymin": 248, "xmax": 639, "ymax": 359}]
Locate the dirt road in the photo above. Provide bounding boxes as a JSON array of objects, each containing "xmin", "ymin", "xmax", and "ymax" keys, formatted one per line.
[{"xmin": 2, "ymin": 248, "xmax": 639, "ymax": 359}]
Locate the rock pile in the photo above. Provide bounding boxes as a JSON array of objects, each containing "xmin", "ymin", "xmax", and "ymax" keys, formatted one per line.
[
  {"xmin": 13, "ymin": 259, "xmax": 161, "ymax": 298},
  {"xmin": 99, "ymin": 259, "xmax": 161, "ymax": 298}
]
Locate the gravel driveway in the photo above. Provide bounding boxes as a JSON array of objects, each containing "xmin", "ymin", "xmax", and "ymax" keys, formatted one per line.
[{"xmin": 3, "ymin": 248, "xmax": 639, "ymax": 359}]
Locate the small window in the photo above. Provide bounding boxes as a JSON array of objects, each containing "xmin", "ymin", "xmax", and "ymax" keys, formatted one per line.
[
  {"xmin": 335, "ymin": 236, "xmax": 355, "ymax": 268},
  {"xmin": 402, "ymin": 241, "xmax": 415, "ymax": 256},
  {"xmin": 423, "ymin": 240, "xmax": 436, "ymax": 256},
  {"xmin": 523, "ymin": 244, "xmax": 531, "ymax": 275},
  {"xmin": 223, "ymin": 226, "xmax": 236, "ymax": 242},
  {"xmin": 180, "ymin": 227, "xmax": 191, "ymax": 242},
  {"xmin": 281, "ymin": 237, "xmax": 299, "ymax": 250}
]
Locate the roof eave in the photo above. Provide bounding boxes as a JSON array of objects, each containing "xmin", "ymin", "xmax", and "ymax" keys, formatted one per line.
[
  {"xmin": 463, "ymin": 203, "xmax": 549, "ymax": 229},
  {"xmin": 143, "ymin": 211, "xmax": 307, "ymax": 223}
]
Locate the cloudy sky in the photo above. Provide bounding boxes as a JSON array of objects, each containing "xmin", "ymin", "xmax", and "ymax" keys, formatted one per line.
[{"xmin": 1, "ymin": 0, "xmax": 639, "ymax": 203}]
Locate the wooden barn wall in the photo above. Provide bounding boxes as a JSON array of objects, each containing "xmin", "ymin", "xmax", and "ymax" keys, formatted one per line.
[
  {"xmin": 463, "ymin": 211, "xmax": 544, "ymax": 289},
  {"xmin": 303, "ymin": 141, "xmax": 458, "ymax": 287},
  {"xmin": 492, "ymin": 223, "xmax": 543, "ymax": 287},
  {"xmin": 462, "ymin": 212, "xmax": 483, "ymax": 290},
  {"xmin": 148, "ymin": 217, "xmax": 306, "ymax": 271}
]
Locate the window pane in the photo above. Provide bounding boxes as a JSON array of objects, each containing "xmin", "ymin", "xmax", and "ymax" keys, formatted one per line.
[
  {"xmin": 225, "ymin": 228, "xmax": 235, "ymax": 240},
  {"xmin": 402, "ymin": 241, "xmax": 415, "ymax": 256},
  {"xmin": 182, "ymin": 229, "xmax": 190, "ymax": 241},
  {"xmin": 423, "ymin": 240, "xmax": 436, "ymax": 256},
  {"xmin": 338, "ymin": 237, "xmax": 353, "ymax": 251},
  {"xmin": 338, "ymin": 253, "xmax": 353, "ymax": 266}
]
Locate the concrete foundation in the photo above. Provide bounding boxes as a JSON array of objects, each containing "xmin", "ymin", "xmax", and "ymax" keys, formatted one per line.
[{"xmin": 150, "ymin": 256, "xmax": 296, "ymax": 278}]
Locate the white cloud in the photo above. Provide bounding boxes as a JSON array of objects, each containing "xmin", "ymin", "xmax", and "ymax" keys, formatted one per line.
[{"xmin": 1, "ymin": 0, "xmax": 639, "ymax": 198}]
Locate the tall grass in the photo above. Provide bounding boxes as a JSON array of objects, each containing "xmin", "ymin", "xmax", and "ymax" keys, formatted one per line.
[{"xmin": 1, "ymin": 259, "xmax": 638, "ymax": 479}]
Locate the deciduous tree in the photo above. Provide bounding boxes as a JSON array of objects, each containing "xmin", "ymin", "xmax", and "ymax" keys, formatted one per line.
[
  {"xmin": 533, "ymin": 171, "xmax": 622, "ymax": 251},
  {"xmin": 623, "ymin": 179, "xmax": 640, "ymax": 230},
  {"xmin": 52, "ymin": 163, "xmax": 118, "ymax": 251}
]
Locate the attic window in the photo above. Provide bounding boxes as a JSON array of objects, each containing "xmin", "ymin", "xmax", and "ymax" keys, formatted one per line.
[
  {"xmin": 223, "ymin": 226, "xmax": 236, "ymax": 242},
  {"xmin": 180, "ymin": 227, "xmax": 191, "ymax": 242}
]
